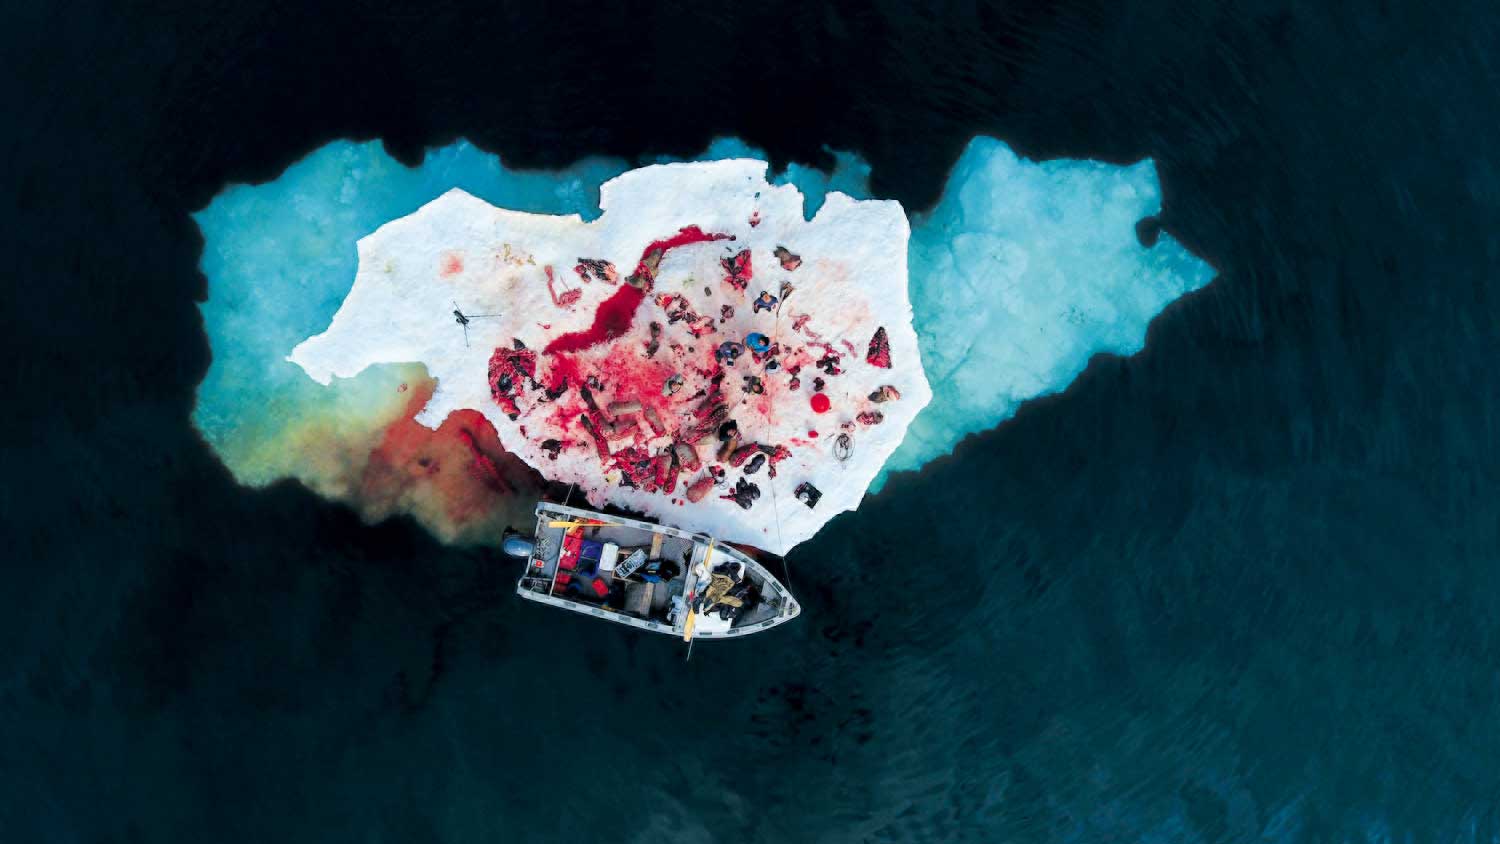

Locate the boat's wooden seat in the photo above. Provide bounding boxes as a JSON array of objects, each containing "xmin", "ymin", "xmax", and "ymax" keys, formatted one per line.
[{"xmin": 623, "ymin": 580, "xmax": 655, "ymax": 618}]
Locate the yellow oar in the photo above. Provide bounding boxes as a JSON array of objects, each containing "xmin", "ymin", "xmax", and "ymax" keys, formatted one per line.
[
  {"xmin": 547, "ymin": 519, "xmax": 617, "ymax": 529},
  {"xmin": 682, "ymin": 540, "xmax": 715, "ymax": 643}
]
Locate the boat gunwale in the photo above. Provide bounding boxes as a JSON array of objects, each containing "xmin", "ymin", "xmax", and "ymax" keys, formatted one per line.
[{"xmin": 515, "ymin": 501, "xmax": 800, "ymax": 639}]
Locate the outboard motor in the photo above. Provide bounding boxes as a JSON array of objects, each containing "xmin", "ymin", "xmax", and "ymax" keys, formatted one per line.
[{"xmin": 501, "ymin": 529, "xmax": 535, "ymax": 558}]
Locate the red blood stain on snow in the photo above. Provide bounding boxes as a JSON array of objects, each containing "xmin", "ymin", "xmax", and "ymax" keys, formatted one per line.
[
  {"xmin": 542, "ymin": 352, "xmax": 586, "ymax": 394},
  {"xmin": 595, "ymin": 347, "xmax": 678, "ymax": 409},
  {"xmin": 440, "ymin": 252, "xmax": 464, "ymax": 276},
  {"xmin": 540, "ymin": 345, "xmax": 681, "ymax": 438},
  {"xmin": 544, "ymin": 284, "xmax": 646, "ymax": 354},
  {"xmin": 808, "ymin": 430, "xmax": 819, "ymax": 438},
  {"xmin": 545, "ymin": 226, "xmax": 730, "ymax": 356},
  {"xmin": 544, "ymin": 397, "xmax": 587, "ymax": 435},
  {"xmin": 634, "ymin": 226, "xmax": 732, "ymax": 280},
  {"xmin": 810, "ymin": 393, "xmax": 831, "ymax": 414}
]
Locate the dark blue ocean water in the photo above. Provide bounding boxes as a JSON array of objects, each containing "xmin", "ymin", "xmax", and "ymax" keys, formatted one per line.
[{"xmin": 6, "ymin": 1, "xmax": 1500, "ymax": 841}]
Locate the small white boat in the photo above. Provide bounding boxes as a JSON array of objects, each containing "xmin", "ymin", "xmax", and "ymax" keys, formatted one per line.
[{"xmin": 507, "ymin": 501, "xmax": 800, "ymax": 639}]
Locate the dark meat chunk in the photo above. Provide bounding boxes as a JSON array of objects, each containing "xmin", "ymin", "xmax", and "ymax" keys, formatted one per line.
[
  {"xmin": 774, "ymin": 246, "xmax": 802, "ymax": 271},
  {"xmin": 673, "ymin": 442, "xmax": 701, "ymax": 470},
  {"xmin": 720, "ymin": 477, "xmax": 761, "ymax": 510},
  {"xmin": 643, "ymin": 405, "xmax": 667, "ymax": 435},
  {"xmin": 685, "ymin": 474, "xmax": 714, "ymax": 502},
  {"xmin": 721, "ymin": 249, "xmax": 753, "ymax": 293},
  {"xmin": 645, "ymin": 321, "xmax": 662, "ymax": 357},
  {"xmin": 727, "ymin": 443, "xmax": 761, "ymax": 467},
  {"xmin": 487, "ymin": 340, "xmax": 538, "ymax": 420},
  {"xmin": 866, "ymin": 326, "xmax": 891, "ymax": 368},
  {"xmin": 573, "ymin": 258, "xmax": 620, "ymax": 285},
  {"xmin": 681, "ymin": 403, "xmax": 730, "ymax": 444},
  {"xmin": 578, "ymin": 415, "xmax": 611, "ymax": 459}
]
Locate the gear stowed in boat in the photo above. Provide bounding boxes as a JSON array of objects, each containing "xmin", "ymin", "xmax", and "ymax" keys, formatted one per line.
[{"xmin": 505, "ymin": 502, "xmax": 801, "ymax": 639}]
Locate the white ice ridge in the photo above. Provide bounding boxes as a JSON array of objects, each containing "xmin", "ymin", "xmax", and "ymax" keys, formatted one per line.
[{"xmin": 291, "ymin": 160, "xmax": 932, "ymax": 554}]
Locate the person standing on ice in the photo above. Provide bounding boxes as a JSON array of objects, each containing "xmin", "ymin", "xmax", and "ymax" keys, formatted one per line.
[
  {"xmin": 744, "ymin": 332, "xmax": 771, "ymax": 355},
  {"xmin": 752, "ymin": 290, "xmax": 778, "ymax": 313},
  {"xmin": 716, "ymin": 341, "xmax": 745, "ymax": 366}
]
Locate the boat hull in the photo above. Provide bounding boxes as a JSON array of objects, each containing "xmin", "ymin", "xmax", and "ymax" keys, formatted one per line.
[{"xmin": 514, "ymin": 502, "xmax": 800, "ymax": 638}]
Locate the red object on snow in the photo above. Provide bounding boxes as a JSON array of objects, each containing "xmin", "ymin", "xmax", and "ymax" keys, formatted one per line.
[
  {"xmin": 488, "ymin": 342, "xmax": 538, "ymax": 418},
  {"xmin": 685, "ymin": 474, "xmax": 714, "ymax": 502},
  {"xmin": 721, "ymin": 249, "xmax": 753, "ymax": 293},
  {"xmin": 634, "ymin": 226, "xmax": 731, "ymax": 284},
  {"xmin": 810, "ymin": 393, "xmax": 831, "ymax": 414},
  {"xmin": 775, "ymin": 246, "xmax": 802, "ymax": 271},
  {"xmin": 544, "ymin": 265, "xmax": 582, "ymax": 309},
  {"xmin": 866, "ymin": 326, "xmax": 892, "ymax": 368}
]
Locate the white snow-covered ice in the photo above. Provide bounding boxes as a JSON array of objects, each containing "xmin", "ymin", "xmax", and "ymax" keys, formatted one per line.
[{"xmin": 290, "ymin": 160, "xmax": 931, "ymax": 553}]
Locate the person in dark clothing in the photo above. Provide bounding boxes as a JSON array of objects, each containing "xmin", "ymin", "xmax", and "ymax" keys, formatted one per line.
[
  {"xmin": 716, "ymin": 341, "xmax": 745, "ymax": 366},
  {"xmin": 720, "ymin": 477, "xmax": 761, "ymax": 509}
]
